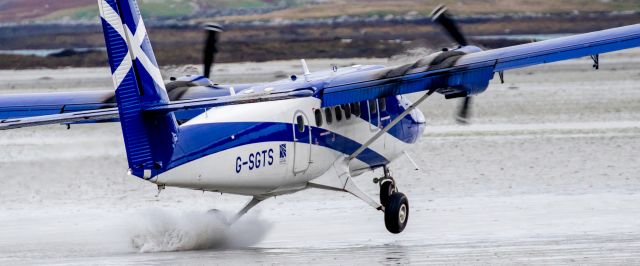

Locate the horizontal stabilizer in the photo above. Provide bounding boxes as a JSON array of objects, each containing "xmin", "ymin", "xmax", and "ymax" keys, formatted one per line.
[
  {"xmin": 0, "ymin": 108, "xmax": 119, "ymax": 130},
  {"xmin": 0, "ymin": 91, "xmax": 116, "ymax": 120}
]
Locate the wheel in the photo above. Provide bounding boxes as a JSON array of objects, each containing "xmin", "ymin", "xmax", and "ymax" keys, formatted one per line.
[
  {"xmin": 207, "ymin": 209, "xmax": 229, "ymax": 225},
  {"xmin": 384, "ymin": 192, "xmax": 409, "ymax": 234},
  {"xmin": 379, "ymin": 180, "xmax": 396, "ymax": 207}
]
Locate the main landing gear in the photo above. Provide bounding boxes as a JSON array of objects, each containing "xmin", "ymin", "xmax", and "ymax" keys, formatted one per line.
[
  {"xmin": 208, "ymin": 196, "xmax": 265, "ymax": 226},
  {"xmin": 374, "ymin": 166, "xmax": 409, "ymax": 234},
  {"xmin": 310, "ymin": 160, "xmax": 410, "ymax": 234}
]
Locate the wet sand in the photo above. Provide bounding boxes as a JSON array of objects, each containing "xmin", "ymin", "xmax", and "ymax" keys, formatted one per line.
[{"xmin": 1, "ymin": 49, "xmax": 640, "ymax": 265}]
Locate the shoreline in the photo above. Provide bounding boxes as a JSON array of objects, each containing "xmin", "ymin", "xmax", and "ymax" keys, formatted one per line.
[{"xmin": 1, "ymin": 12, "xmax": 638, "ymax": 69}]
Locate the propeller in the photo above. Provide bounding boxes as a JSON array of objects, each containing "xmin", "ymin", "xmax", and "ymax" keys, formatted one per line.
[
  {"xmin": 430, "ymin": 4, "xmax": 468, "ymax": 47},
  {"xmin": 203, "ymin": 23, "xmax": 224, "ymax": 79},
  {"xmin": 431, "ymin": 5, "xmax": 473, "ymax": 124},
  {"xmin": 455, "ymin": 96, "xmax": 472, "ymax": 124}
]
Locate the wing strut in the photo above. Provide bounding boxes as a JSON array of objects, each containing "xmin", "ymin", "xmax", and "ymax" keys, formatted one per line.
[{"xmin": 347, "ymin": 89, "xmax": 436, "ymax": 161}]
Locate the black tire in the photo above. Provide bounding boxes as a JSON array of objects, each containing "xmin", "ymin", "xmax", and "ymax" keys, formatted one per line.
[
  {"xmin": 207, "ymin": 209, "xmax": 229, "ymax": 225},
  {"xmin": 379, "ymin": 180, "xmax": 396, "ymax": 207},
  {"xmin": 384, "ymin": 192, "xmax": 409, "ymax": 234}
]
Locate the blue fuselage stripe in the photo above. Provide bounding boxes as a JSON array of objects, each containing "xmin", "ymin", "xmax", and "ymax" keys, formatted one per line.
[
  {"xmin": 165, "ymin": 96, "xmax": 426, "ymax": 173},
  {"xmin": 168, "ymin": 121, "xmax": 391, "ymax": 171}
]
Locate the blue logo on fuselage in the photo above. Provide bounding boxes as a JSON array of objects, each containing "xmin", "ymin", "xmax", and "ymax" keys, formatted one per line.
[{"xmin": 279, "ymin": 144, "xmax": 287, "ymax": 157}]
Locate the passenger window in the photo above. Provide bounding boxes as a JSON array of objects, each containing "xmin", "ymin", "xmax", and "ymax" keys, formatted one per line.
[
  {"xmin": 368, "ymin": 99, "xmax": 377, "ymax": 114},
  {"xmin": 351, "ymin": 102, "xmax": 361, "ymax": 117},
  {"xmin": 334, "ymin": 106, "xmax": 342, "ymax": 121},
  {"xmin": 314, "ymin": 109, "xmax": 323, "ymax": 127},
  {"xmin": 379, "ymin": 98, "xmax": 387, "ymax": 112},
  {"xmin": 296, "ymin": 115, "xmax": 305, "ymax": 132},
  {"xmin": 342, "ymin": 104, "xmax": 352, "ymax": 120},
  {"xmin": 324, "ymin": 108, "xmax": 333, "ymax": 125}
]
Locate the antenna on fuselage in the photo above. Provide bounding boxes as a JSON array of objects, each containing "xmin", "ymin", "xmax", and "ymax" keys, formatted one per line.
[{"xmin": 301, "ymin": 59, "xmax": 311, "ymax": 82}]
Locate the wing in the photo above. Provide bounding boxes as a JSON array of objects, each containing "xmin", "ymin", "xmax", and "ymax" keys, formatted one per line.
[
  {"xmin": 145, "ymin": 88, "xmax": 314, "ymax": 113},
  {"xmin": 0, "ymin": 87, "xmax": 314, "ymax": 129},
  {"xmin": 3, "ymin": 24, "xmax": 640, "ymax": 129},
  {"xmin": 0, "ymin": 80, "xmax": 254, "ymax": 120},
  {"xmin": 320, "ymin": 24, "xmax": 640, "ymax": 107},
  {"xmin": 459, "ymin": 24, "xmax": 640, "ymax": 72}
]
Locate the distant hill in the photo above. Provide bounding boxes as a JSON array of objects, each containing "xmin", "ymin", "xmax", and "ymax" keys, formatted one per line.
[
  {"xmin": 0, "ymin": 0, "xmax": 93, "ymax": 23},
  {"xmin": 1, "ymin": 0, "xmax": 639, "ymax": 24},
  {"xmin": 1, "ymin": 0, "xmax": 639, "ymax": 69},
  {"xmin": 0, "ymin": 0, "xmax": 316, "ymax": 23}
]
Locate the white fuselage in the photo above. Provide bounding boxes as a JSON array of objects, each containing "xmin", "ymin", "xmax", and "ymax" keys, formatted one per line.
[{"xmin": 154, "ymin": 96, "xmax": 424, "ymax": 196}]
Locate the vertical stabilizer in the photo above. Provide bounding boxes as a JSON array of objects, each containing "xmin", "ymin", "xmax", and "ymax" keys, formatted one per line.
[{"xmin": 98, "ymin": 0, "xmax": 177, "ymax": 179}]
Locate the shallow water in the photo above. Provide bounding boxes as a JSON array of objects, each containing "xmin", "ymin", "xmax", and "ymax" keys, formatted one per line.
[{"xmin": 1, "ymin": 50, "xmax": 640, "ymax": 264}]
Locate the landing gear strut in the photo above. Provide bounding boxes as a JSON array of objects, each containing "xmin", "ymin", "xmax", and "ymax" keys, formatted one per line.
[
  {"xmin": 379, "ymin": 180, "xmax": 396, "ymax": 207},
  {"xmin": 375, "ymin": 166, "xmax": 409, "ymax": 234},
  {"xmin": 309, "ymin": 158, "xmax": 410, "ymax": 234},
  {"xmin": 375, "ymin": 166, "xmax": 396, "ymax": 207},
  {"xmin": 209, "ymin": 196, "xmax": 265, "ymax": 226}
]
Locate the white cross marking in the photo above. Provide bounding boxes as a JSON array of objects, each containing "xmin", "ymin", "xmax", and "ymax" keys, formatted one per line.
[{"xmin": 99, "ymin": 0, "xmax": 165, "ymax": 91}]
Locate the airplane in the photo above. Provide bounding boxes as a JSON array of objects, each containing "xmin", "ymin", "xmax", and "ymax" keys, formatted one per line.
[{"xmin": 1, "ymin": 0, "xmax": 640, "ymax": 234}]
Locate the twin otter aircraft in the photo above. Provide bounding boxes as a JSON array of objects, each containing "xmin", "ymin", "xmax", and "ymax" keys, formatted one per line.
[{"xmin": 2, "ymin": 0, "xmax": 640, "ymax": 234}]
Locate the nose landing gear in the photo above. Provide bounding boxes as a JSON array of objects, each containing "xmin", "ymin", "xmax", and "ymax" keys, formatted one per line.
[{"xmin": 375, "ymin": 166, "xmax": 409, "ymax": 234}]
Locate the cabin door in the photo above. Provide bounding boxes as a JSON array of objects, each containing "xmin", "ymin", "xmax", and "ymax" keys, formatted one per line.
[{"xmin": 293, "ymin": 112, "xmax": 311, "ymax": 174}]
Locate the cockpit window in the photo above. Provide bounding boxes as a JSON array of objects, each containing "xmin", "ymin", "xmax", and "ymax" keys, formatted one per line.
[
  {"xmin": 368, "ymin": 99, "xmax": 377, "ymax": 114},
  {"xmin": 379, "ymin": 98, "xmax": 387, "ymax": 112}
]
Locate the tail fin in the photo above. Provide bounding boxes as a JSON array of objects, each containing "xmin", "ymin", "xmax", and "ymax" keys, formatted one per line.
[{"xmin": 98, "ymin": 0, "xmax": 177, "ymax": 179}]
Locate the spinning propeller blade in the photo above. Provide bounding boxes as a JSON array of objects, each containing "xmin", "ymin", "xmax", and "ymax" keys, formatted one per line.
[
  {"xmin": 455, "ymin": 96, "xmax": 472, "ymax": 124},
  {"xmin": 430, "ymin": 4, "xmax": 468, "ymax": 47},
  {"xmin": 431, "ymin": 5, "xmax": 473, "ymax": 124},
  {"xmin": 203, "ymin": 23, "xmax": 224, "ymax": 79}
]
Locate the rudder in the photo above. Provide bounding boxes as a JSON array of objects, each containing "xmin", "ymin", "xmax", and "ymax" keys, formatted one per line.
[{"xmin": 98, "ymin": 0, "xmax": 177, "ymax": 179}]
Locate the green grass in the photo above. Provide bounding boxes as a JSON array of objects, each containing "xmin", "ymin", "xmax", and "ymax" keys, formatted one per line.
[
  {"xmin": 70, "ymin": 6, "xmax": 100, "ymax": 20},
  {"xmin": 41, "ymin": 0, "xmax": 314, "ymax": 21},
  {"xmin": 139, "ymin": 0, "xmax": 194, "ymax": 17},
  {"xmin": 221, "ymin": 0, "xmax": 272, "ymax": 8},
  {"xmin": 32, "ymin": 0, "xmax": 640, "ymax": 23},
  {"xmin": 196, "ymin": 0, "xmax": 315, "ymax": 9},
  {"xmin": 40, "ymin": 0, "xmax": 195, "ymax": 21},
  {"xmin": 37, "ymin": 5, "xmax": 96, "ymax": 21}
]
